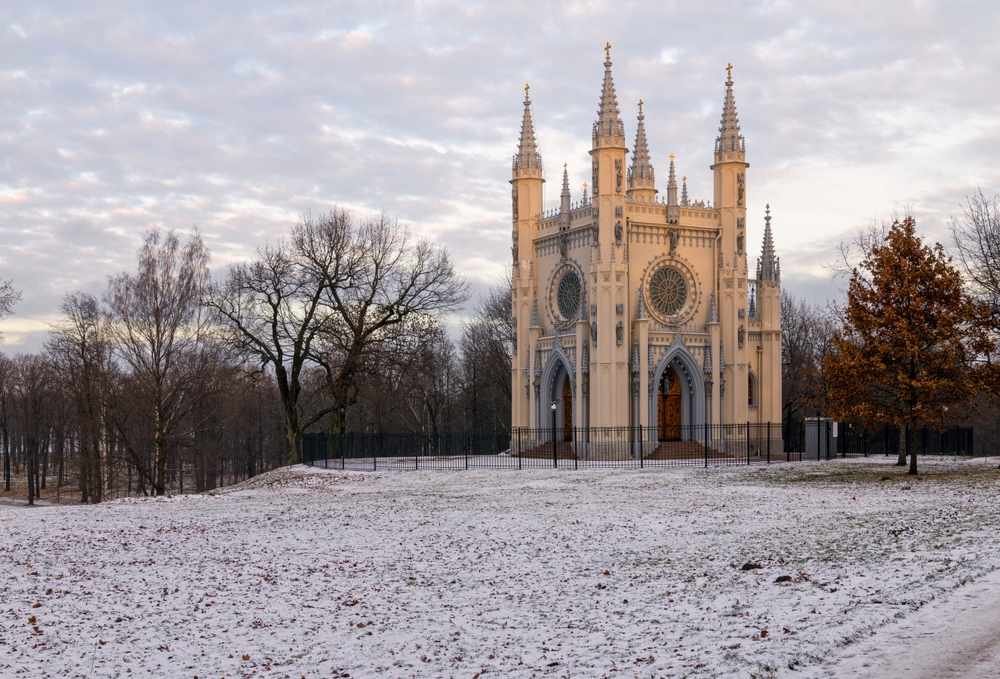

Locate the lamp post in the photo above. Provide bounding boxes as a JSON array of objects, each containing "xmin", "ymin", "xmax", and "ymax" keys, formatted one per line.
[{"xmin": 551, "ymin": 401, "xmax": 558, "ymax": 469}]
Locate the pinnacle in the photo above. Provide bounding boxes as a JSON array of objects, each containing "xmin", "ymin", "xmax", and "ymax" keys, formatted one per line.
[
  {"xmin": 629, "ymin": 102, "xmax": 654, "ymax": 189},
  {"xmin": 514, "ymin": 84, "xmax": 543, "ymax": 174},
  {"xmin": 594, "ymin": 46, "xmax": 625, "ymax": 141},
  {"xmin": 715, "ymin": 65, "xmax": 745, "ymax": 156},
  {"xmin": 758, "ymin": 204, "xmax": 779, "ymax": 281}
]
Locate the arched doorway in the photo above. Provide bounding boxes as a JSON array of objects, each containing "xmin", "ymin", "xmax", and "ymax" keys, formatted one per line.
[
  {"xmin": 562, "ymin": 377, "xmax": 573, "ymax": 441},
  {"xmin": 658, "ymin": 366, "xmax": 682, "ymax": 441}
]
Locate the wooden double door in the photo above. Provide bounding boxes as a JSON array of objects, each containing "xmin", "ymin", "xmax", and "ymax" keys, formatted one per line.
[{"xmin": 658, "ymin": 366, "xmax": 682, "ymax": 441}]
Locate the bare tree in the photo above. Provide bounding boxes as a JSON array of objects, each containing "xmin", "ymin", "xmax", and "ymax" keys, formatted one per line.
[
  {"xmin": 311, "ymin": 210, "xmax": 468, "ymax": 436},
  {"xmin": 0, "ymin": 355, "xmax": 13, "ymax": 492},
  {"xmin": 459, "ymin": 276, "xmax": 512, "ymax": 431},
  {"xmin": 781, "ymin": 291, "xmax": 837, "ymax": 426},
  {"xmin": 951, "ymin": 189, "xmax": 1000, "ymax": 336},
  {"xmin": 208, "ymin": 225, "xmax": 333, "ymax": 465},
  {"xmin": 0, "ymin": 278, "xmax": 21, "ymax": 342},
  {"xmin": 211, "ymin": 209, "xmax": 466, "ymax": 463},
  {"xmin": 47, "ymin": 292, "xmax": 113, "ymax": 502},
  {"xmin": 10, "ymin": 354, "xmax": 51, "ymax": 505},
  {"xmin": 104, "ymin": 228, "xmax": 215, "ymax": 496}
]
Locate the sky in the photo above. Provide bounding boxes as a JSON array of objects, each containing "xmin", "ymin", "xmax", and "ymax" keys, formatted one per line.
[{"xmin": 1, "ymin": 1, "xmax": 998, "ymax": 352}]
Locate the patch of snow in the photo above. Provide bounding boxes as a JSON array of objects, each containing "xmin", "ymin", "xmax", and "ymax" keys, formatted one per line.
[{"xmin": 2, "ymin": 459, "xmax": 1000, "ymax": 677}]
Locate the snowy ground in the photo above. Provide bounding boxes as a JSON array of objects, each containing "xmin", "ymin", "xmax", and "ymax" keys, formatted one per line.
[{"xmin": 3, "ymin": 458, "xmax": 1000, "ymax": 678}]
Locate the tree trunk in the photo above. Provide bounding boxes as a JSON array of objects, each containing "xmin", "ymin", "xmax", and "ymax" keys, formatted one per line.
[
  {"xmin": 908, "ymin": 424, "xmax": 919, "ymax": 475},
  {"xmin": 896, "ymin": 425, "xmax": 906, "ymax": 466},
  {"xmin": 284, "ymin": 402, "xmax": 302, "ymax": 465},
  {"xmin": 26, "ymin": 441, "xmax": 34, "ymax": 506}
]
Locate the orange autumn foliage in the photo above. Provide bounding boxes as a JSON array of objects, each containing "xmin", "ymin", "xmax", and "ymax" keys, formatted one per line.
[{"xmin": 823, "ymin": 218, "xmax": 993, "ymax": 472}]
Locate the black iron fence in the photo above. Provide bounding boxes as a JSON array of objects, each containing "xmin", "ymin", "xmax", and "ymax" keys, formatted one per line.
[{"xmin": 303, "ymin": 420, "xmax": 975, "ymax": 471}]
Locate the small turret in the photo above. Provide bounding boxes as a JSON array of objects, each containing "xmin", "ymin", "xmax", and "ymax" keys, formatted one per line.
[{"xmin": 681, "ymin": 175, "xmax": 689, "ymax": 207}]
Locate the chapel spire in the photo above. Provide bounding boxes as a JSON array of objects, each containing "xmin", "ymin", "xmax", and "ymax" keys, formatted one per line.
[
  {"xmin": 593, "ymin": 43, "xmax": 625, "ymax": 143},
  {"xmin": 627, "ymin": 100, "xmax": 656, "ymax": 202},
  {"xmin": 714, "ymin": 63, "xmax": 745, "ymax": 158},
  {"xmin": 757, "ymin": 204, "xmax": 780, "ymax": 281},
  {"xmin": 513, "ymin": 83, "xmax": 543, "ymax": 176},
  {"xmin": 681, "ymin": 175, "xmax": 689, "ymax": 207}
]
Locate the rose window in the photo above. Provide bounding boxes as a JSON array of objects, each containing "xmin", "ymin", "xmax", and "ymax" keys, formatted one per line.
[
  {"xmin": 556, "ymin": 270, "xmax": 582, "ymax": 321},
  {"xmin": 649, "ymin": 268, "xmax": 687, "ymax": 317}
]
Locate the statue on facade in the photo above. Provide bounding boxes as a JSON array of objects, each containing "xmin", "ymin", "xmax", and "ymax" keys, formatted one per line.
[
  {"xmin": 512, "ymin": 187, "xmax": 518, "ymax": 219},
  {"xmin": 736, "ymin": 232, "xmax": 744, "ymax": 253},
  {"xmin": 738, "ymin": 324, "xmax": 745, "ymax": 348},
  {"xmin": 616, "ymin": 321, "xmax": 623, "ymax": 345},
  {"xmin": 615, "ymin": 159, "xmax": 623, "ymax": 192},
  {"xmin": 591, "ymin": 323, "xmax": 597, "ymax": 346},
  {"xmin": 512, "ymin": 241, "xmax": 518, "ymax": 264},
  {"xmin": 592, "ymin": 161, "xmax": 599, "ymax": 195},
  {"xmin": 559, "ymin": 233, "xmax": 568, "ymax": 259},
  {"xmin": 669, "ymin": 228, "xmax": 679, "ymax": 256},
  {"xmin": 614, "ymin": 220, "xmax": 622, "ymax": 244}
]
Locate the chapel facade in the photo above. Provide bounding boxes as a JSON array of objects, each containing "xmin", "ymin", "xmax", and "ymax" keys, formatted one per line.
[{"xmin": 510, "ymin": 48, "xmax": 782, "ymax": 438}]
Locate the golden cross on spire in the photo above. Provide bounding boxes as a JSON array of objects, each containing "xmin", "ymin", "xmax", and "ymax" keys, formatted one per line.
[
  {"xmin": 682, "ymin": 175, "xmax": 687, "ymax": 182},
  {"xmin": 726, "ymin": 63, "xmax": 733, "ymax": 79},
  {"xmin": 605, "ymin": 42, "xmax": 611, "ymax": 59},
  {"xmin": 525, "ymin": 83, "xmax": 530, "ymax": 97},
  {"xmin": 564, "ymin": 162, "xmax": 567, "ymax": 169},
  {"xmin": 669, "ymin": 153, "xmax": 675, "ymax": 161},
  {"xmin": 583, "ymin": 182, "xmax": 588, "ymax": 190},
  {"xmin": 638, "ymin": 99, "xmax": 643, "ymax": 114}
]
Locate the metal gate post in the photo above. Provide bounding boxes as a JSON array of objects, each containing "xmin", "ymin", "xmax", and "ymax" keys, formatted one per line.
[
  {"xmin": 767, "ymin": 422, "xmax": 771, "ymax": 464},
  {"xmin": 747, "ymin": 421, "xmax": 751, "ymax": 465}
]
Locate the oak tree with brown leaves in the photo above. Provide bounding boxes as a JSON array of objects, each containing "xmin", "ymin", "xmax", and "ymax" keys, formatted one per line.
[{"xmin": 824, "ymin": 217, "xmax": 992, "ymax": 475}]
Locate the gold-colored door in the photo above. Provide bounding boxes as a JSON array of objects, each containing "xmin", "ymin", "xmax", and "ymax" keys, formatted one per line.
[
  {"xmin": 562, "ymin": 377, "xmax": 573, "ymax": 441},
  {"xmin": 658, "ymin": 367, "xmax": 682, "ymax": 441}
]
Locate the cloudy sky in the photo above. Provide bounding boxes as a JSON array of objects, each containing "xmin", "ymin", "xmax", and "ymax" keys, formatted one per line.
[{"xmin": 1, "ymin": 1, "xmax": 998, "ymax": 351}]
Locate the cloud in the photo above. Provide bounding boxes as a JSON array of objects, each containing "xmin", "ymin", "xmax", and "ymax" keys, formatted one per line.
[{"xmin": 0, "ymin": 1, "xmax": 998, "ymax": 350}]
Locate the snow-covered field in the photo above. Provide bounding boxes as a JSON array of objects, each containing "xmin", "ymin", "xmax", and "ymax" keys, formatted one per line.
[{"xmin": 3, "ymin": 458, "xmax": 1000, "ymax": 678}]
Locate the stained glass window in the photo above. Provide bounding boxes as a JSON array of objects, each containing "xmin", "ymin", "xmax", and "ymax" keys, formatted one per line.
[
  {"xmin": 649, "ymin": 268, "xmax": 687, "ymax": 317},
  {"xmin": 557, "ymin": 270, "xmax": 582, "ymax": 321}
]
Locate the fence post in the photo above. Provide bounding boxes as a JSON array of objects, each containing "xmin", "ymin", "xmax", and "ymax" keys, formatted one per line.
[
  {"xmin": 465, "ymin": 434, "xmax": 469, "ymax": 470},
  {"xmin": 639, "ymin": 425, "xmax": 644, "ymax": 468},
  {"xmin": 746, "ymin": 421, "xmax": 751, "ymax": 466},
  {"xmin": 518, "ymin": 429, "xmax": 522, "ymax": 470},
  {"xmin": 574, "ymin": 427, "xmax": 579, "ymax": 470},
  {"xmin": 767, "ymin": 422, "xmax": 771, "ymax": 464}
]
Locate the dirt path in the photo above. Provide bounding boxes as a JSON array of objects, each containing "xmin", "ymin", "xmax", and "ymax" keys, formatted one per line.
[{"xmin": 789, "ymin": 567, "xmax": 1000, "ymax": 678}]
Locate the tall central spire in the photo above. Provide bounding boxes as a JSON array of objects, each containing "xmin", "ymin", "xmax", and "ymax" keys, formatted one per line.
[
  {"xmin": 594, "ymin": 43, "xmax": 625, "ymax": 142},
  {"xmin": 715, "ymin": 63, "xmax": 745, "ymax": 157},
  {"xmin": 513, "ymin": 83, "xmax": 543, "ymax": 175}
]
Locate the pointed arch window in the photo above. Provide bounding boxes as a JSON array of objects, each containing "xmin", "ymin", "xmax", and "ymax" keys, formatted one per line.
[{"xmin": 748, "ymin": 371, "xmax": 758, "ymax": 408}]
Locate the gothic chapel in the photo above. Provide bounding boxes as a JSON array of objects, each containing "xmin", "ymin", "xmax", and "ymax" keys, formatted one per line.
[{"xmin": 510, "ymin": 47, "xmax": 782, "ymax": 441}]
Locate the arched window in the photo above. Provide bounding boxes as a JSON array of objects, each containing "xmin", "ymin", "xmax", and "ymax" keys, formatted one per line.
[{"xmin": 748, "ymin": 371, "xmax": 757, "ymax": 408}]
